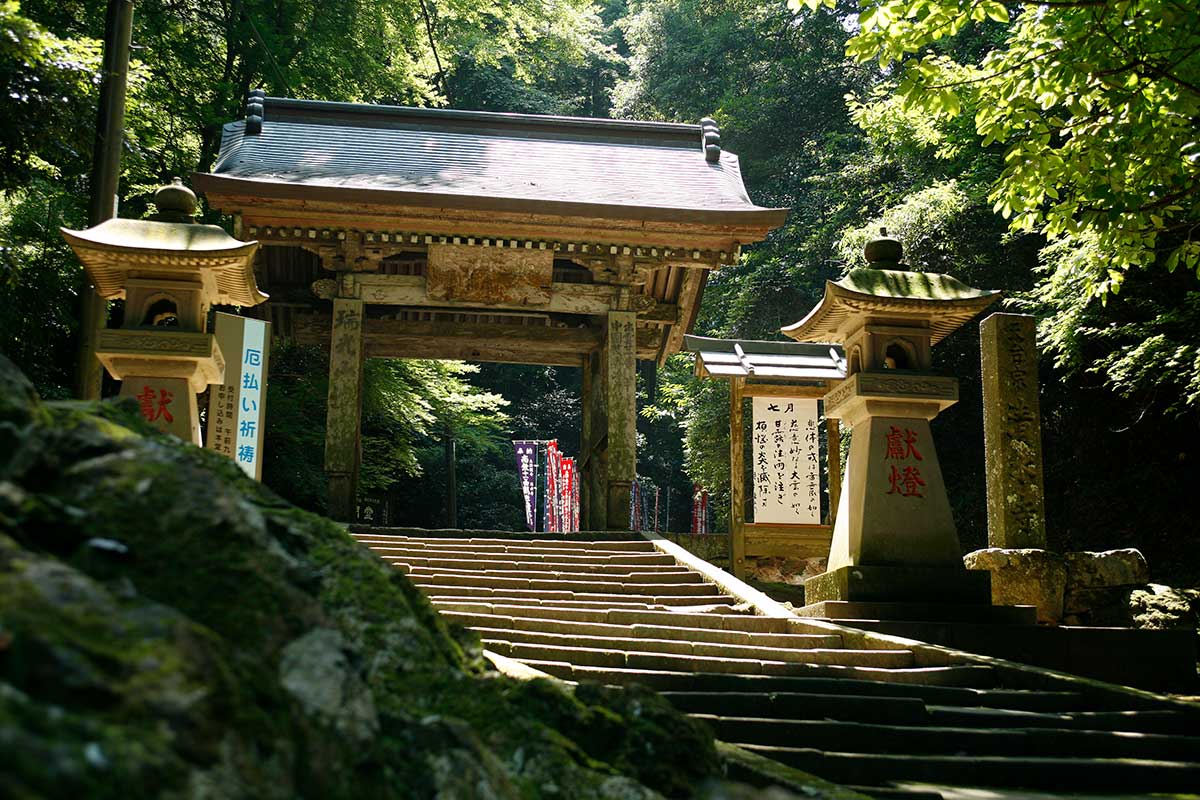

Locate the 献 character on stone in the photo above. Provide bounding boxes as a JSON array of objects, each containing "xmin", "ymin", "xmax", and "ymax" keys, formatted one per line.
[
  {"xmin": 136, "ymin": 385, "xmax": 175, "ymax": 423},
  {"xmin": 884, "ymin": 425, "xmax": 922, "ymax": 461}
]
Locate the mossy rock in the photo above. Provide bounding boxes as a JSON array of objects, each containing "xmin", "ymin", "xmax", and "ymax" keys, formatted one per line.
[{"xmin": 0, "ymin": 355, "xmax": 731, "ymax": 799}]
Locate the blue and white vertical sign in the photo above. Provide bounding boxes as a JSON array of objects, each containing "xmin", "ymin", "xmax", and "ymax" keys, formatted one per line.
[
  {"xmin": 208, "ymin": 313, "xmax": 270, "ymax": 480},
  {"xmin": 234, "ymin": 319, "xmax": 266, "ymax": 478}
]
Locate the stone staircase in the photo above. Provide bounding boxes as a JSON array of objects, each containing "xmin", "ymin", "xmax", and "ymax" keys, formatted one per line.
[{"xmin": 353, "ymin": 529, "xmax": 1200, "ymax": 799}]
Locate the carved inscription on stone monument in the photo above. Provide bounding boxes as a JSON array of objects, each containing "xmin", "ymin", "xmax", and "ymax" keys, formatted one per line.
[{"xmin": 981, "ymin": 313, "xmax": 1046, "ymax": 548}]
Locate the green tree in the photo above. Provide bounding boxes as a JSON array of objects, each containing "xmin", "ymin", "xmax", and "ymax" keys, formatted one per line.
[
  {"xmin": 620, "ymin": 0, "xmax": 878, "ymax": 524},
  {"xmin": 263, "ymin": 347, "xmax": 509, "ymax": 515},
  {"xmin": 799, "ymin": 0, "xmax": 1200, "ymax": 410}
]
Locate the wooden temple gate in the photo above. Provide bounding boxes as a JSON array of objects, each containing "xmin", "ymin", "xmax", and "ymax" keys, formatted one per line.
[{"xmin": 195, "ymin": 95, "xmax": 786, "ymax": 524}]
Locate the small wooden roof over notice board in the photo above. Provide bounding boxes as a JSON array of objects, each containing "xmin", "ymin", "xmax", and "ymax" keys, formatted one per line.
[
  {"xmin": 683, "ymin": 335, "xmax": 846, "ymax": 578},
  {"xmin": 686, "ymin": 335, "xmax": 846, "ymax": 381}
]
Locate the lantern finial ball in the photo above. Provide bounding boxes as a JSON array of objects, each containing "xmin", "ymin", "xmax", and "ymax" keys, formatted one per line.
[
  {"xmin": 150, "ymin": 178, "xmax": 198, "ymax": 223},
  {"xmin": 863, "ymin": 227, "xmax": 904, "ymax": 267}
]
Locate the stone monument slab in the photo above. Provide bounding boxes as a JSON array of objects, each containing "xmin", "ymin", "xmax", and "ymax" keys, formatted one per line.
[{"xmin": 980, "ymin": 313, "xmax": 1046, "ymax": 548}]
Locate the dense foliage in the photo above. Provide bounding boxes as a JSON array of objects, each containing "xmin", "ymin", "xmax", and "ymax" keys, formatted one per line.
[{"xmin": 0, "ymin": 0, "xmax": 1197, "ymax": 579}]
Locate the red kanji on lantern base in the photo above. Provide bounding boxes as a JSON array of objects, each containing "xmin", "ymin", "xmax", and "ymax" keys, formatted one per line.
[
  {"xmin": 883, "ymin": 425, "xmax": 925, "ymax": 498},
  {"xmin": 884, "ymin": 425, "xmax": 922, "ymax": 461},
  {"xmin": 119, "ymin": 377, "xmax": 196, "ymax": 443},
  {"xmin": 135, "ymin": 385, "xmax": 174, "ymax": 423},
  {"xmin": 887, "ymin": 464, "xmax": 926, "ymax": 498}
]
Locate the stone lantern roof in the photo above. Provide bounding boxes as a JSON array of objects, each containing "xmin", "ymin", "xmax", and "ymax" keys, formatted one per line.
[
  {"xmin": 781, "ymin": 229, "xmax": 999, "ymax": 345},
  {"xmin": 61, "ymin": 179, "xmax": 265, "ymax": 307}
]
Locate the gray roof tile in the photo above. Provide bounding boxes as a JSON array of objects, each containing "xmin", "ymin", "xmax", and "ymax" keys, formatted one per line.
[{"xmin": 200, "ymin": 98, "xmax": 786, "ymax": 227}]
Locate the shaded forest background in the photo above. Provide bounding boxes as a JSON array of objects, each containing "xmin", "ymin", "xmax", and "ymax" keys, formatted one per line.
[{"xmin": 1, "ymin": 0, "xmax": 1197, "ymax": 582}]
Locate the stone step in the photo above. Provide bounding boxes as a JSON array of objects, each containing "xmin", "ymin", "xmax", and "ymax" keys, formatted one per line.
[
  {"xmin": 661, "ymin": 681, "xmax": 1095, "ymax": 711},
  {"xmin": 844, "ymin": 787, "xmax": 945, "ymax": 800},
  {"xmin": 404, "ymin": 566, "xmax": 706, "ymax": 585},
  {"xmin": 410, "ymin": 573, "xmax": 721, "ymax": 596},
  {"xmin": 355, "ymin": 536, "xmax": 658, "ymax": 553},
  {"xmin": 735, "ymin": 746, "xmax": 1200, "ymax": 793},
  {"xmin": 490, "ymin": 641, "xmax": 913, "ymax": 672},
  {"xmin": 440, "ymin": 610, "xmax": 843, "ymax": 648},
  {"xmin": 427, "ymin": 594, "xmax": 734, "ymax": 614},
  {"xmin": 699, "ymin": 716, "xmax": 1200, "ymax": 761},
  {"xmin": 352, "ymin": 529, "xmax": 645, "ymax": 543},
  {"xmin": 473, "ymin": 626, "xmax": 853, "ymax": 663},
  {"xmin": 525, "ymin": 661, "xmax": 995, "ymax": 687},
  {"xmin": 431, "ymin": 601, "xmax": 796, "ymax": 632},
  {"xmin": 368, "ymin": 547, "xmax": 678, "ymax": 567},
  {"xmin": 662, "ymin": 691, "xmax": 931, "ymax": 725},
  {"xmin": 927, "ymin": 705, "xmax": 1200, "ymax": 735},
  {"xmin": 414, "ymin": 583, "xmax": 734, "ymax": 605},
  {"xmin": 798, "ymin": 601, "xmax": 1037, "ymax": 625},
  {"xmin": 391, "ymin": 557, "xmax": 696, "ymax": 575}
]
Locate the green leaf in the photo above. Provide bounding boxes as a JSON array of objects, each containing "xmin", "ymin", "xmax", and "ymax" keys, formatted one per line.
[{"xmin": 983, "ymin": 1, "xmax": 1010, "ymax": 23}]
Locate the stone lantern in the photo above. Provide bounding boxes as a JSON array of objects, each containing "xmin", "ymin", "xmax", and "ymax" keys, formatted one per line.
[
  {"xmin": 781, "ymin": 230, "xmax": 1000, "ymax": 610},
  {"xmin": 61, "ymin": 179, "xmax": 264, "ymax": 444}
]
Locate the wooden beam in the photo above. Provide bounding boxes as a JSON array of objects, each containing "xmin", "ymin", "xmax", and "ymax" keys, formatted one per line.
[
  {"xmin": 363, "ymin": 318, "xmax": 599, "ymax": 345},
  {"xmin": 729, "ymin": 376, "xmax": 746, "ymax": 578},
  {"xmin": 743, "ymin": 523, "xmax": 832, "ymax": 559},
  {"xmin": 325, "ymin": 299, "xmax": 364, "ymax": 522},
  {"xmin": 741, "ymin": 382, "xmax": 832, "ymax": 399},
  {"xmin": 638, "ymin": 302, "xmax": 681, "ymax": 325},
  {"xmin": 661, "ymin": 267, "xmax": 704, "ymax": 364},
  {"xmin": 213, "ymin": 194, "xmax": 763, "ymax": 254},
  {"xmin": 361, "ymin": 318, "xmax": 599, "ymax": 365},
  {"xmin": 353, "ymin": 274, "xmax": 679, "ymax": 322},
  {"xmin": 580, "ymin": 351, "xmax": 596, "ymax": 528},
  {"xmin": 365, "ymin": 340, "xmax": 585, "ymax": 366},
  {"xmin": 606, "ymin": 311, "xmax": 637, "ymax": 530}
]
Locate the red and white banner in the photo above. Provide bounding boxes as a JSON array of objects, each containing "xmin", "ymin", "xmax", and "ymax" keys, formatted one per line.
[
  {"xmin": 565, "ymin": 457, "xmax": 578, "ymax": 532},
  {"xmin": 546, "ymin": 440, "xmax": 560, "ymax": 532}
]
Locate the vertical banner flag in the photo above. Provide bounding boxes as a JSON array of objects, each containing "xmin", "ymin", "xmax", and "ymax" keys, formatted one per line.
[
  {"xmin": 560, "ymin": 453, "xmax": 570, "ymax": 532},
  {"xmin": 571, "ymin": 459, "xmax": 580, "ymax": 532},
  {"xmin": 208, "ymin": 313, "xmax": 270, "ymax": 480},
  {"xmin": 751, "ymin": 397, "xmax": 821, "ymax": 524},
  {"xmin": 546, "ymin": 440, "xmax": 560, "ymax": 533},
  {"xmin": 513, "ymin": 441, "xmax": 538, "ymax": 531},
  {"xmin": 561, "ymin": 457, "xmax": 574, "ymax": 533}
]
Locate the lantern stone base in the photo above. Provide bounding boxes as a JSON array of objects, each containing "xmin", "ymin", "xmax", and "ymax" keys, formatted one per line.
[
  {"xmin": 118, "ymin": 376, "xmax": 202, "ymax": 444},
  {"xmin": 96, "ymin": 329, "xmax": 225, "ymax": 393},
  {"xmin": 803, "ymin": 564, "xmax": 992, "ymax": 605},
  {"xmin": 814, "ymin": 374, "xmax": 991, "ymax": 610},
  {"xmin": 797, "ymin": 599, "xmax": 1037, "ymax": 625}
]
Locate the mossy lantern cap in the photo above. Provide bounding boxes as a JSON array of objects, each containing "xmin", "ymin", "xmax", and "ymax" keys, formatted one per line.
[
  {"xmin": 59, "ymin": 178, "xmax": 265, "ymax": 307},
  {"xmin": 781, "ymin": 228, "xmax": 1001, "ymax": 346}
]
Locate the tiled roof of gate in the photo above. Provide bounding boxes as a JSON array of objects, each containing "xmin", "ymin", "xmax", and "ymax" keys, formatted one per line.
[{"xmin": 196, "ymin": 97, "xmax": 788, "ymax": 227}]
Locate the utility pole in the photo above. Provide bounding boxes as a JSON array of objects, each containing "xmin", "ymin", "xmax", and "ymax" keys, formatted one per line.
[{"xmin": 75, "ymin": 0, "xmax": 134, "ymax": 400}]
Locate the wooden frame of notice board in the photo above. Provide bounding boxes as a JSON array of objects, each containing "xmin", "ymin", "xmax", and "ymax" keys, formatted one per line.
[{"xmin": 727, "ymin": 378, "xmax": 841, "ymax": 579}]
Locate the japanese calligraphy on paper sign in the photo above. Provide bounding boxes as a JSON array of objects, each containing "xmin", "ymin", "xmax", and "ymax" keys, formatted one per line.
[{"xmin": 751, "ymin": 397, "xmax": 821, "ymax": 525}]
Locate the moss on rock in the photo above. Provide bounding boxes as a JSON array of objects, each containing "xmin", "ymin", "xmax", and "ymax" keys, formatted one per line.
[{"xmin": 0, "ymin": 356, "xmax": 727, "ymax": 798}]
